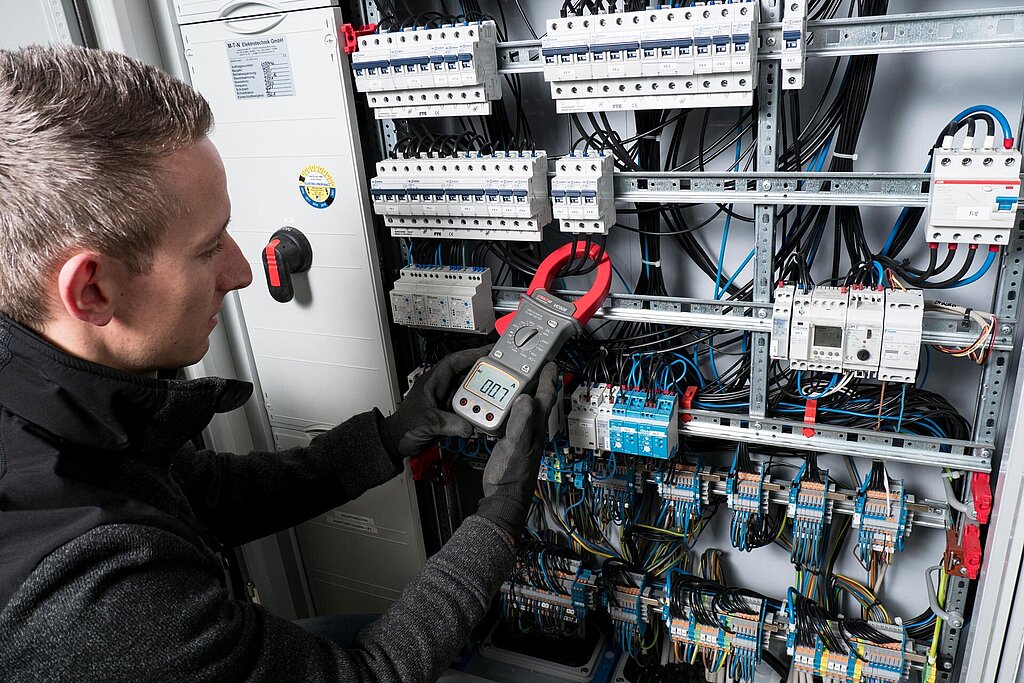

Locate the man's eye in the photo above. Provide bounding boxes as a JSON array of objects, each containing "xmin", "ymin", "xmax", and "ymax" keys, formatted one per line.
[{"xmin": 202, "ymin": 242, "xmax": 225, "ymax": 259}]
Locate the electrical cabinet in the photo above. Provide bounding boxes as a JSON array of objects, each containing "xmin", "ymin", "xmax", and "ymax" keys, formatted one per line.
[{"xmin": 129, "ymin": 0, "xmax": 1024, "ymax": 681}]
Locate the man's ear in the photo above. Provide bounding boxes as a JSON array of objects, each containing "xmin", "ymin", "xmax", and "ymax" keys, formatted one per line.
[{"xmin": 56, "ymin": 253, "xmax": 118, "ymax": 326}]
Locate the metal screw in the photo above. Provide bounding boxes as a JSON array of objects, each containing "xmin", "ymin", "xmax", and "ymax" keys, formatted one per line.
[
  {"xmin": 766, "ymin": 36, "xmax": 776, "ymax": 46},
  {"xmin": 753, "ymin": 422, "xmax": 763, "ymax": 430},
  {"xmin": 962, "ymin": 157, "xmax": 972, "ymax": 166},
  {"xmin": 980, "ymin": 449, "xmax": 991, "ymax": 458},
  {"xmin": 1009, "ymin": 158, "xmax": 1017, "ymax": 166},
  {"xmin": 1002, "ymin": 325, "xmax": 1012, "ymax": 334},
  {"xmin": 941, "ymin": 157, "xmax": 951, "ymax": 166},
  {"xmin": 762, "ymin": 180, "xmax": 773, "ymax": 191},
  {"xmin": 789, "ymin": 76, "xmax": 796, "ymax": 85},
  {"xmin": 758, "ymin": 308, "xmax": 768, "ymax": 317},
  {"xmin": 960, "ymin": 567, "xmax": 968, "ymax": 575},
  {"xmin": 984, "ymin": 157, "xmax": 994, "ymax": 166}
]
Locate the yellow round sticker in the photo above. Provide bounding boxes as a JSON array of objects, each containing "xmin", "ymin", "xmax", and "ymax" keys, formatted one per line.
[{"xmin": 299, "ymin": 164, "xmax": 336, "ymax": 209}]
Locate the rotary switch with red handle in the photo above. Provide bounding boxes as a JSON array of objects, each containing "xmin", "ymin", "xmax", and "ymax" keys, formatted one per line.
[{"xmin": 262, "ymin": 227, "xmax": 313, "ymax": 303}]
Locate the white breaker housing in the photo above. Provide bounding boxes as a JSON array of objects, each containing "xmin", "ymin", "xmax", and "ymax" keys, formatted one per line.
[
  {"xmin": 371, "ymin": 151, "xmax": 551, "ymax": 241},
  {"xmin": 552, "ymin": 152, "xmax": 617, "ymax": 234},
  {"xmin": 351, "ymin": 21, "xmax": 501, "ymax": 119},
  {"xmin": 771, "ymin": 284, "xmax": 923, "ymax": 383},
  {"xmin": 540, "ymin": 2, "xmax": 759, "ymax": 113},
  {"xmin": 781, "ymin": 0, "xmax": 807, "ymax": 90},
  {"xmin": 926, "ymin": 145, "xmax": 1023, "ymax": 245},
  {"xmin": 389, "ymin": 265, "xmax": 495, "ymax": 333}
]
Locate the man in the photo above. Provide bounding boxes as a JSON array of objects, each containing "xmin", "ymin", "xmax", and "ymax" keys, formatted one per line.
[{"xmin": 0, "ymin": 45, "xmax": 555, "ymax": 681}]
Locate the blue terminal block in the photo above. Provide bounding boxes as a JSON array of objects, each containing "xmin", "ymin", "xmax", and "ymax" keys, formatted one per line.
[{"xmin": 608, "ymin": 389, "xmax": 679, "ymax": 459}]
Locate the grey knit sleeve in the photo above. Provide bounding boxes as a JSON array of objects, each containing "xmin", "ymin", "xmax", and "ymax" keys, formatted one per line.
[
  {"xmin": 171, "ymin": 409, "xmax": 401, "ymax": 546},
  {"xmin": 0, "ymin": 516, "xmax": 513, "ymax": 683}
]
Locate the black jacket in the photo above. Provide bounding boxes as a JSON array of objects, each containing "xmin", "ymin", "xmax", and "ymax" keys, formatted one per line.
[{"xmin": 0, "ymin": 316, "xmax": 514, "ymax": 681}]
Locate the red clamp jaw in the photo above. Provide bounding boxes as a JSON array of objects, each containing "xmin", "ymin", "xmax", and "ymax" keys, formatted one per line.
[{"xmin": 495, "ymin": 242, "xmax": 612, "ymax": 336}]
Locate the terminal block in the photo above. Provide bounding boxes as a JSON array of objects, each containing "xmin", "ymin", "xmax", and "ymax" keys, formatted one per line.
[
  {"xmin": 663, "ymin": 571, "xmax": 771, "ymax": 683},
  {"xmin": 926, "ymin": 145, "xmax": 1023, "ymax": 245},
  {"xmin": 371, "ymin": 150, "xmax": 551, "ymax": 241},
  {"xmin": 551, "ymin": 152, "xmax": 616, "ymax": 235},
  {"xmin": 787, "ymin": 465, "xmax": 834, "ymax": 572},
  {"xmin": 609, "ymin": 389, "xmax": 679, "ymax": 459},
  {"xmin": 351, "ymin": 21, "xmax": 501, "ymax": 118},
  {"xmin": 589, "ymin": 454, "xmax": 641, "ymax": 524},
  {"xmin": 787, "ymin": 596, "xmax": 909, "ymax": 683},
  {"xmin": 602, "ymin": 569, "xmax": 660, "ymax": 658},
  {"xmin": 540, "ymin": 2, "xmax": 759, "ymax": 112},
  {"xmin": 653, "ymin": 462, "xmax": 710, "ymax": 535},
  {"xmin": 771, "ymin": 283, "xmax": 923, "ymax": 383},
  {"xmin": 727, "ymin": 467, "xmax": 771, "ymax": 552},
  {"xmin": 500, "ymin": 543, "xmax": 598, "ymax": 638},
  {"xmin": 855, "ymin": 478, "xmax": 912, "ymax": 567},
  {"xmin": 389, "ymin": 265, "xmax": 494, "ymax": 333}
]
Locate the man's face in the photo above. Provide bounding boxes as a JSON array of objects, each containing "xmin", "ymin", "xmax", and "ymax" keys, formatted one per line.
[{"xmin": 115, "ymin": 138, "xmax": 252, "ymax": 371}]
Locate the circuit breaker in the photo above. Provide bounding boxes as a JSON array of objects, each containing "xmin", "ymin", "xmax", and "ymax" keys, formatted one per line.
[
  {"xmin": 926, "ymin": 146, "xmax": 1023, "ymax": 245},
  {"xmin": 540, "ymin": 2, "xmax": 759, "ymax": 112},
  {"xmin": 389, "ymin": 265, "xmax": 494, "ymax": 333},
  {"xmin": 371, "ymin": 150, "xmax": 551, "ymax": 241},
  {"xmin": 781, "ymin": 0, "xmax": 807, "ymax": 90},
  {"xmin": 351, "ymin": 21, "xmax": 501, "ymax": 118},
  {"xmin": 551, "ymin": 151, "xmax": 616, "ymax": 234}
]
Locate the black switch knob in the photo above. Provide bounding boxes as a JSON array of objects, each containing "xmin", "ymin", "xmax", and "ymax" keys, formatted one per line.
[
  {"xmin": 262, "ymin": 227, "xmax": 312, "ymax": 303},
  {"xmin": 857, "ymin": 349, "xmax": 871, "ymax": 361}
]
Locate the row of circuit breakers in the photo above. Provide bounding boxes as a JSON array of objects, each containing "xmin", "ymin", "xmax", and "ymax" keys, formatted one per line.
[
  {"xmin": 351, "ymin": 3, "xmax": 809, "ymax": 117},
  {"xmin": 369, "ymin": 144, "xmax": 1023, "ymax": 244},
  {"xmin": 388, "ymin": 268, "xmax": 926, "ymax": 385}
]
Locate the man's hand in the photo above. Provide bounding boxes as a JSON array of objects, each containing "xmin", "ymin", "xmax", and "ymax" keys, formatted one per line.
[
  {"xmin": 380, "ymin": 346, "xmax": 490, "ymax": 461},
  {"xmin": 475, "ymin": 362, "xmax": 560, "ymax": 540}
]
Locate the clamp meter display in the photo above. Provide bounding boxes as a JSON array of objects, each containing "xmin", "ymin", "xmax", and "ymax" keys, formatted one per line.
[{"xmin": 452, "ymin": 242, "xmax": 612, "ymax": 434}]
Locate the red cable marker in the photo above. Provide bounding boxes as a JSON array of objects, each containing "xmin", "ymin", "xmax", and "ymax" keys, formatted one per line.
[
  {"xmin": 802, "ymin": 399, "xmax": 818, "ymax": 438},
  {"xmin": 681, "ymin": 386, "xmax": 699, "ymax": 423},
  {"xmin": 341, "ymin": 23, "xmax": 378, "ymax": 54}
]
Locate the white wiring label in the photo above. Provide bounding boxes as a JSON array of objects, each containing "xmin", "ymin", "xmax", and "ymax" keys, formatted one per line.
[
  {"xmin": 226, "ymin": 37, "xmax": 295, "ymax": 100},
  {"xmin": 326, "ymin": 511, "xmax": 379, "ymax": 535}
]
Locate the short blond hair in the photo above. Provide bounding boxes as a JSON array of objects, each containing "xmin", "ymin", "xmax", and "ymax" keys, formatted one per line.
[{"xmin": 0, "ymin": 45, "xmax": 213, "ymax": 328}]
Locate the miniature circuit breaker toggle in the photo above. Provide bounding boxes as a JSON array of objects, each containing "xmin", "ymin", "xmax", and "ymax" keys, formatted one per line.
[{"xmin": 452, "ymin": 242, "xmax": 612, "ymax": 434}]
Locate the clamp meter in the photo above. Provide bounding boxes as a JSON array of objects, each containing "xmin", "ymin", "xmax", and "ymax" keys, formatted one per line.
[{"xmin": 452, "ymin": 242, "xmax": 612, "ymax": 434}]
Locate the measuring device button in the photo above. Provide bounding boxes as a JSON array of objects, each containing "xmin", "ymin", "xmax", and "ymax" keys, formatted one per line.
[
  {"xmin": 521, "ymin": 364, "xmax": 531, "ymax": 373},
  {"xmin": 547, "ymin": 319, "xmax": 558, "ymax": 328},
  {"xmin": 493, "ymin": 350, "xmax": 503, "ymax": 359}
]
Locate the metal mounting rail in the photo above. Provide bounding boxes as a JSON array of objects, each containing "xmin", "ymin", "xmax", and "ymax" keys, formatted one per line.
[
  {"xmin": 681, "ymin": 409, "xmax": 991, "ymax": 472},
  {"xmin": 613, "ymin": 171, "xmax": 933, "ymax": 207},
  {"xmin": 496, "ymin": 7, "xmax": 1024, "ymax": 74},
  {"xmin": 493, "ymin": 288, "xmax": 1015, "ymax": 351}
]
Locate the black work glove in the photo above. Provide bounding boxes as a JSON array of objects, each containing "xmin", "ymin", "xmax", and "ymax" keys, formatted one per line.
[
  {"xmin": 380, "ymin": 346, "xmax": 490, "ymax": 462},
  {"xmin": 475, "ymin": 362, "xmax": 560, "ymax": 540}
]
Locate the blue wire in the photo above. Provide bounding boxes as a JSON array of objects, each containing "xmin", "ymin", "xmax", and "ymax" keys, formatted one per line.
[
  {"xmin": 952, "ymin": 105, "xmax": 1013, "ymax": 140},
  {"xmin": 708, "ymin": 338, "xmax": 720, "ymax": 381},
  {"xmin": 897, "ymin": 384, "xmax": 907, "ymax": 432},
  {"xmin": 717, "ymin": 249, "xmax": 756, "ymax": 298},
  {"xmin": 873, "ymin": 260, "xmax": 886, "ymax": 285},
  {"xmin": 714, "ymin": 111, "xmax": 745, "ymax": 299},
  {"xmin": 947, "ymin": 248, "xmax": 997, "ymax": 288},
  {"xmin": 795, "ymin": 371, "xmax": 838, "ymax": 399}
]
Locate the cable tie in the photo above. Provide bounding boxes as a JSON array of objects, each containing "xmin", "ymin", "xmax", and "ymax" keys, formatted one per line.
[
  {"xmin": 641, "ymin": 259, "xmax": 661, "ymax": 267},
  {"xmin": 832, "ymin": 151, "xmax": 859, "ymax": 160}
]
